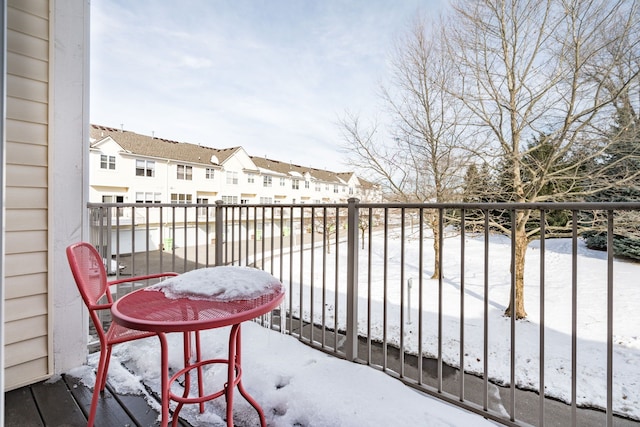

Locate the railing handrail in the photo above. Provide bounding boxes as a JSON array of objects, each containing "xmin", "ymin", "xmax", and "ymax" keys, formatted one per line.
[{"xmin": 88, "ymin": 200, "xmax": 640, "ymax": 210}]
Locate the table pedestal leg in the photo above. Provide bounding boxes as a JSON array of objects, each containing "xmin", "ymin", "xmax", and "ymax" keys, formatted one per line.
[
  {"xmin": 195, "ymin": 331, "xmax": 205, "ymax": 413},
  {"xmin": 159, "ymin": 325, "xmax": 267, "ymax": 427},
  {"xmin": 226, "ymin": 324, "xmax": 267, "ymax": 427}
]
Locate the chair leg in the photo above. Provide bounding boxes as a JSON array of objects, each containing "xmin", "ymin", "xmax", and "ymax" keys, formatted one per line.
[
  {"xmin": 88, "ymin": 346, "xmax": 110, "ymax": 427},
  {"xmin": 98, "ymin": 345, "xmax": 113, "ymax": 392}
]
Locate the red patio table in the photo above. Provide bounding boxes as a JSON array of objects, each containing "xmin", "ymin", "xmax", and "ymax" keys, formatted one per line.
[{"xmin": 111, "ymin": 275, "xmax": 284, "ymax": 427}]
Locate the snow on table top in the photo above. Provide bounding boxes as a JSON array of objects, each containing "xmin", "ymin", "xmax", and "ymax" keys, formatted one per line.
[{"xmin": 147, "ymin": 266, "xmax": 282, "ymax": 301}]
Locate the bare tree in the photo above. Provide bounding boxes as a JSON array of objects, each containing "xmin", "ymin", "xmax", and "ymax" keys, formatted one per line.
[
  {"xmin": 445, "ymin": 0, "xmax": 640, "ymax": 318},
  {"xmin": 314, "ymin": 210, "xmax": 339, "ymax": 254},
  {"xmin": 340, "ymin": 17, "xmax": 474, "ymax": 279}
]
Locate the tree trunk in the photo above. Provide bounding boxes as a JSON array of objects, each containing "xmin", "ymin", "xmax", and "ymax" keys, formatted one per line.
[
  {"xmin": 505, "ymin": 215, "xmax": 528, "ymax": 319},
  {"xmin": 430, "ymin": 212, "xmax": 440, "ymax": 279},
  {"xmin": 326, "ymin": 231, "xmax": 331, "ymax": 254}
]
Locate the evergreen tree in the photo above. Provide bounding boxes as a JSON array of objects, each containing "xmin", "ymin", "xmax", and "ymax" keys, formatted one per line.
[
  {"xmin": 462, "ymin": 163, "xmax": 495, "ymax": 232},
  {"xmin": 584, "ymin": 94, "xmax": 640, "ymax": 260}
]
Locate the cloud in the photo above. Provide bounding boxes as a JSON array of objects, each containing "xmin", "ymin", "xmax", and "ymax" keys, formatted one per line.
[{"xmin": 90, "ymin": 0, "xmax": 442, "ymax": 169}]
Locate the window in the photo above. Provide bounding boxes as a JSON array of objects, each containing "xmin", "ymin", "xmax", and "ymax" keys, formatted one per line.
[
  {"xmin": 135, "ymin": 159, "xmax": 155, "ymax": 177},
  {"xmin": 100, "ymin": 155, "xmax": 116, "ymax": 170},
  {"xmin": 241, "ymin": 199, "xmax": 250, "ymax": 204},
  {"xmin": 170, "ymin": 193, "xmax": 192, "ymax": 204},
  {"xmin": 315, "ymin": 183, "xmax": 321, "ymax": 191},
  {"xmin": 102, "ymin": 195, "xmax": 124, "ymax": 203},
  {"xmin": 263, "ymin": 176, "xmax": 272, "ymax": 187},
  {"xmin": 102, "ymin": 195, "xmax": 124, "ymax": 216},
  {"xmin": 177, "ymin": 164, "xmax": 192, "ymax": 180},
  {"xmin": 334, "ymin": 185, "xmax": 339, "ymax": 193},
  {"xmin": 247, "ymin": 173, "xmax": 255, "ymax": 184},
  {"xmin": 260, "ymin": 197, "xmax": 273, "ymax": 204},
  {"xmin": 292, "ymin": 179, "xmax": 300, "ymax": 190},
  {"xmin": 221, "ymin": 195, "xmax": 238, "ymax": 204},
  {"xmin": 305, "ymin": 180, "xmax": 310, "ymax": 189},
  {"xmin": 279, "ymin": 177, "xmax": 286, "ymax": 187},
  {"xmin": 349, "ymin": 187, "xmax": 354, "ymax": 195},
  {"xmin": 135, "ymin": 192, "xmax": 161, "ymax": 203},
  {"xmin": 197, "ymin": 197, "xmax": 209, "ymax": 215},
  {"xmin": 226, "ymin": 171, "xmax": 239, "ymax": 185},
  {"xmin": 206, "ymin": 168, "xmax": 215, "ymax": 179}
]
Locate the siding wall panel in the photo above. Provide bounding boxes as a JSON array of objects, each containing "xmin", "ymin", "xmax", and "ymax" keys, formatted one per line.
[
  {"xmin": 7, "ymin": 74, "xmax": 47, "ymax": 102},
  {"xmin": 6, "ymin": 119, "xmax": 47, "ymax": 144},
  {"xmin": 8, "ymin": 0, "xmax": 48, "ymax": 18},
  {"xmin": 5, "ymin": 316, "xmax": 47, "ymax": 345},
  {"xmin": 7, "ymin": 29, "xmax": 48, "ymax": 60},
  {"xmin": 6, "ymin": 141, "xmax": 47, "ymax": 166},
  {"xmin": 6, "ymin": 187, "xmax": 47, "ymax": 209},
  {"xmin": 5, "ymin": 209, "xmax": 47, "ymax": 232},
  {"xmin": 4, "ymin": 294, "xmax": 48, "ymax": 323},
  {"xmin": 7, "ymin": 7, "xmax": 48, "ymax": 39},
  {"xmin": 5, "ymin": 359, "xmax": 49, "ymax": 390},
  {"xmin": 6, "ymin": 51, "xmax": 47, "ymax": 82},
  {"xmin": 5, "ymin": 230, "xmax": 47, "ymax": 253},
  {"xmin": 6, "ymin": 164, "xmax": 47, "ymax": 188},
  {"xmin": 5, "ymin": 273, "xmax": 47, "ymax": 299},
  {"xmin": 6, "ymin": 97, "xmax": 47, "ymax": 124},
  {"xmin": 5, "ymin": 0, "xmax": 89, "ymax": 391},
  {"xmin": 4, "ymin": 252, "xmax": 47, "ymax": 277},
  {"xmin": 5, "ymin": 337, "xmax": 48, "ymax": 368}
]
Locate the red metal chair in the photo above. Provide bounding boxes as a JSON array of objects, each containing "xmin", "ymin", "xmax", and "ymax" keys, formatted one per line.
[{"xmin": 66, "ymin": 242, "xmax": 180, "ymax": 427}]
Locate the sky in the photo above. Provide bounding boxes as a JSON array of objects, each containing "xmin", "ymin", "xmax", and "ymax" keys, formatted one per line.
[
  {"xmin": 66, "ymin": 233, "xmax": 639, "ymax": 426},
  {"xmin": 90, "ymin": 0, "xmax": 446, "ymax": 171}
]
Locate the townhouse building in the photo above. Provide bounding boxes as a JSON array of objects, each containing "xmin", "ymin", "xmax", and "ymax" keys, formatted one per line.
[
  {"xmin": 89, "ymin": 124, "xmax": 378, "ymax": 206},
  {"xmin": 89, "ymin": 125, "xmax": 381, "ymax": 255}
]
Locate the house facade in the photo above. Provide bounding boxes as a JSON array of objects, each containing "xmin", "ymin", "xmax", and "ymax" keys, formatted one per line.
[
  {"xmin": 89, "ymin": 124, "xmax": 378, "ymax": 207},
  {"xmin": 2, "ymin": 0, "xmax": 89, "ymax": 399}
]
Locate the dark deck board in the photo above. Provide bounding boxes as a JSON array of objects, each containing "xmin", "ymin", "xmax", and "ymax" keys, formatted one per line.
[
  {"xmin": 4, "ymin": 385, "xmax": 44, "ymax": 427},
  {"xmin": 106, "ymin": 389, "xmax": 162, "ymax": 427},
  {"xmin": 63, "ymin": 375, "xmax": 137, "ymax": 427},
  {"xmin": 3, "ymin": 372, "xmax": 192, "ymax": 427},
  {"xmin": 31, "ymin": 378, "xmax": 86, "ymax": 427}
]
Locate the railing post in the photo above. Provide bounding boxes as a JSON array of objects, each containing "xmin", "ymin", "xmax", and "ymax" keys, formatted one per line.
[
  {"xmin": 215, "ymin": 200, "xmax": 224, "ymax": 266},
  {"xmin": 346, "ymin": 198, "xmax": 360, "ymax": 361}
]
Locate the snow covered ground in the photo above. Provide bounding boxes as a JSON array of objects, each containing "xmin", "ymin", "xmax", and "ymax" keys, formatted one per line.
[{"xmin": 69, "ymin": 233, "xmax": 639, "ymax": 425}]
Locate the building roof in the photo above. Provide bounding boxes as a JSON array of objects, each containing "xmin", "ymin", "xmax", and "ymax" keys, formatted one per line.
[
  {"xmin": 90, "ymin": 124, "xmax": 364, "ymax": 187},
  {"xmin": 250, "ymin": 156, "xmax": 344, "ymax": 184},
  {"xmin": 90, "ymin": 124, "xmax": 239, "ymax": 167}
]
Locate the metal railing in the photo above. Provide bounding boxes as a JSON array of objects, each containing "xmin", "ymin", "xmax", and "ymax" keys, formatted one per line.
[{"xmin": 87, "ymin": 200, "xmax": 640, "ymax": 427}]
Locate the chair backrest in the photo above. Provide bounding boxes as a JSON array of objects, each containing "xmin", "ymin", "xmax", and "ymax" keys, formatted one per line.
[{"xmin": 66, "ymin": 242, "xmax": 112, "ymax": 309}]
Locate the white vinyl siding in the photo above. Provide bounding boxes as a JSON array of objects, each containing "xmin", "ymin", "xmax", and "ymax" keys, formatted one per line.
[{"xmin": 4, "ymin": 0, "xmax": 51, "ymax": 390}]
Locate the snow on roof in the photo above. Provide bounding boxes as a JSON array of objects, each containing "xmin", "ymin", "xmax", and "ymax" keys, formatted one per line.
[{"xmin": 257, "ymin": 166, "xmax": 287, "ymax": 176}]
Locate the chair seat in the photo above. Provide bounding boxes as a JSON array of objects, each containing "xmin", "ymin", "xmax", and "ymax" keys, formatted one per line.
[{"xmin": 106, "ymin": 321, "xmax": 156, "ymax": 345}]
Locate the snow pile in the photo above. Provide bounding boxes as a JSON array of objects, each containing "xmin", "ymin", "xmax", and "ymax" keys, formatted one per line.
[
  {"xmin": 72, "ymin": 323, "xmax": 494, "ymax": 427},
  {"xmin": 148, "ymin": 266, "xmax": 281, "ymax": 301}
]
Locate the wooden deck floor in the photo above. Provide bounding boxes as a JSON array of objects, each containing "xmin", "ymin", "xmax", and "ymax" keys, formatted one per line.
[{"xmin": 4, "ymin": 373, "xmax": 191, "ymax": 427}]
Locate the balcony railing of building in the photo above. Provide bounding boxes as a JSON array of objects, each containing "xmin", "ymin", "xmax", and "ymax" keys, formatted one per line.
[{"xmin": 87, "ymin": 200, "xmax": 640, "ymax": 427}]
